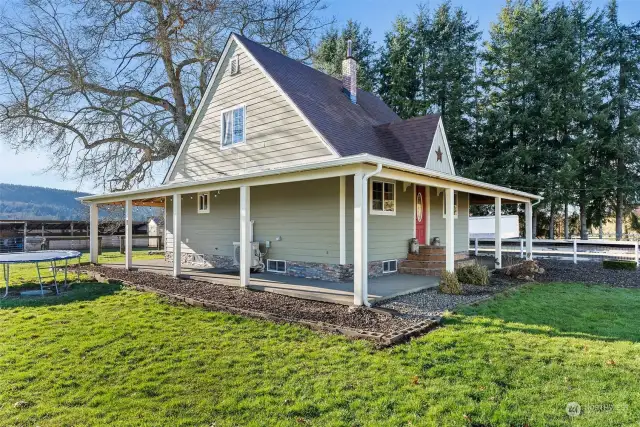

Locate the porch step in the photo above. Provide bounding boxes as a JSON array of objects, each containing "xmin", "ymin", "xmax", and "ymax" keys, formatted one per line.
[
  {"xmin": 399, "ymin": 267, "xmax": 442, "ymax": 277},
  {"xmin": 418, "ymin": 245, "xmax": 445, "ymax": 255},
  {"xmin": 400, "ymin": 260, "xmax": 445, "ymax": 269},
  {"xmin": 408, "ymin": 253, "xmax": 446, "ymax": 262}
]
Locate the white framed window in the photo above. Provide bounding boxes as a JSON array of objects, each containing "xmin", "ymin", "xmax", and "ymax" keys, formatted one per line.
[
  {"xmin": 441, "ymin": 190, "xmax": 459, "ymax": 219},
  {"xmin": 197, "ymin": 192, "xmax": 210, "ymax": 214},
  {"xmin": 220, "ymin": 105, "xmax": 246, "ymax": 149},
  {"xmin": 383, "ymin": 260, "xmax": 397, "ymax": 273},
  {"xmin": 370, "ymin": 180, "xmax": 396, "ymax": 215},
  {"xmin": 267, "ymin": 259, "xmax": 286, "ymax": 273}
]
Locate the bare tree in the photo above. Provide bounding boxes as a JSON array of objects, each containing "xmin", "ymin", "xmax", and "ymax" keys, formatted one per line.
[{"xmin": 0, "ymin": 0, "xmax": 330, "ymax": 191}]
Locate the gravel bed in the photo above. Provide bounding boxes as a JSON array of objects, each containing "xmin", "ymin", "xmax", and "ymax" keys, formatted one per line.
[
  {"xmin": 83, "ymin": 266, "xmax": 422, "ymax": 334},
  {"xmin": 379, "ymin": 280, "xmax": 518, "ymax": 320},
  {"xmin": 533, "ymin": 259, "xmax": 640, "ymax": 288}
]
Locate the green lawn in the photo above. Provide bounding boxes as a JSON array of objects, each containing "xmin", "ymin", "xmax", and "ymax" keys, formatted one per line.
[{"xmin": 1, "ymin": 255, "xmax": 639, "ymax": 426}]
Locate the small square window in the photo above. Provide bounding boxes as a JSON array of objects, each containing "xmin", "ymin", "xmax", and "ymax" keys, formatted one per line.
[
  {"xmin": 221, "ymin": 105, "xmax": 245, "ymax": 148},
  {"xmin": 442, "ymin": 191, "xmax": 459, "ymax": 219},
  {"xmin": 197, "ymin": 192, "xmax": 210, "ymax": 214},
  {"xmin": 370, "ymin": 180, "xmax": 395, "ymax": 215},
  {"xmin": 267, "ymin": 259, "xmax": 286, "ymax": 273},
  {"xmin": 383, "ymin": 260, "xmax": 397, "ymax": 273}
]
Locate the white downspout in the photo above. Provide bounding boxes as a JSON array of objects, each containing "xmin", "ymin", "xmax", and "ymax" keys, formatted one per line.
[{"xmin": 360, "ymin": 163, "xmax": 382, "ymax": 307}]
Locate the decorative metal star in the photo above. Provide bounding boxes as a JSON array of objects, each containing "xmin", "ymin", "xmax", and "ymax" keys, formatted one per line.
[{"xmin": 436, "ymin": 147, "xmax": 443, "ymax": 162}]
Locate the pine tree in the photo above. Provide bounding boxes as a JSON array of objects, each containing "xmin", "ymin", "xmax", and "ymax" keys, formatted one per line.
[
  {"xmin": 314, "ymin": 20, "xmax": 377, "ymax": 92},
  {"xmin": 377, "ymin": 16, "xmax": 420, "ymax": 118}
]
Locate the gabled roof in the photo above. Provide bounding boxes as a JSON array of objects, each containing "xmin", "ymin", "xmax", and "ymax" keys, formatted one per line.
[{"xmin": 234, "ymin": 34, "xmax": 441, "ymax": 167}]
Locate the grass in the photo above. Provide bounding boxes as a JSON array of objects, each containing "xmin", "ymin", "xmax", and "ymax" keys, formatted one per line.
[{"xmin": 1, "ymin": 255, "xmax": 639, "ymax": 425}]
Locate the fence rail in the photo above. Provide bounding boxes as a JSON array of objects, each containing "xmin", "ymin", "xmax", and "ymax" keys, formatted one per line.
[
  {"xmin": 470, "ymin": 238, "xmax": 640, "ymax": 265},
  {"xmin": 1, "ymin": 235, "xmax": 163, "ymax": 253}
]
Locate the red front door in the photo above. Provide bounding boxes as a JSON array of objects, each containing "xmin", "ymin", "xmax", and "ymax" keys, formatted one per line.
[{"xmin": 415, "ymin": 185, "xmax": 427, "ymax": 245}]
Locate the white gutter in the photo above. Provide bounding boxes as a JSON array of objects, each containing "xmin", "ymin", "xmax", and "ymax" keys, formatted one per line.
[
  {"xmin": 78, "ymin": 154, "xmax": 543, "ymax": 204},
  {"xmin": 359, "ymin": 162, "xmax": 382, "ymax": 307}
]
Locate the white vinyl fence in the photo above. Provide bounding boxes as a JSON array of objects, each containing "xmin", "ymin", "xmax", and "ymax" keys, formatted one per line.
[{"xmin": 470, "ymin": 238, "xmax": 640, "ymax": 265}]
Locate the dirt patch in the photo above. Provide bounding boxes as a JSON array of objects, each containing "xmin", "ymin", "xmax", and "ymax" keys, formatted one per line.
[{"xmin": 80, "ymin": 265, "xmax": 440, "ymax": 345}]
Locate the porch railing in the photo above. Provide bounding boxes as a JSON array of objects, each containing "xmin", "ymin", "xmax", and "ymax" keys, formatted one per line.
[{"xmin": 470, "ymin": 238, "xmax": 640, "ymax": 265}]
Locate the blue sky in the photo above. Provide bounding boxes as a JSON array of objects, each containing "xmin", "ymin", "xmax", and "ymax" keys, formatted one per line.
[{"xmin": 0, "ymin": 0, "xmax": 637, "ymax": 192}]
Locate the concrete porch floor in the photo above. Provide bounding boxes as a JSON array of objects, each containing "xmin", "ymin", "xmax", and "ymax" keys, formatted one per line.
[{"xmin": 102, "ymin": 259, "xmax": 438, "ymax": 305}]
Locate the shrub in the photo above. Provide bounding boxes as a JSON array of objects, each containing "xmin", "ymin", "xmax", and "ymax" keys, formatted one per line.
[
  {"xmin": 603, "ymin": 260, "xmax": 637, "ymax": 270},
  {"xmin": 504, "ymin": 260, "xmax": 545, "ymax": 281},
  {"xmin": 439, "ymin": 270, "xmax": 462, "ymax": 295},
  {"xmin": 456, "ymin": 263, "xmax": 490, "ymax": 286}
]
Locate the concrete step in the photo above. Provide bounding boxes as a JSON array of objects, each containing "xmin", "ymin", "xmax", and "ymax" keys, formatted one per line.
[
  {"xmin": 407, "ymin": 253, "xmax": 446, "ymax": 262},
  {"xmin": 399, "ymin": 267, "xmax": 443, "ymax": 277},
  {"xmin": 400, "ymin": 260, "xmax": 445, "ymax": 269}
]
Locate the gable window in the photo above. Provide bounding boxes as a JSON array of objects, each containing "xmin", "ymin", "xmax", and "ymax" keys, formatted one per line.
[
  {"xmin": 442, "ymin": 190, "xmax": 459, "ymax": 219},
  {"xmin": 221, "ymin": 105, "xmax": 245, "ymax": 148},
  {"xmin": 383, "ymin": 260, "xmax": 397, "ymax": 273},
  {"xmin": 267, "ymin": 259, "xmax": 286, "ymax": 273},
  {"xmin": 197, "ymin": 192, "xmax": 210, "ymax": 214},
  {"xmin": 370, "ymin": 180, "xmax": 396, "ymax": 215},
  {"xmin": 230, "ymin": 55, "xmax": 240, "ymax": 75}
]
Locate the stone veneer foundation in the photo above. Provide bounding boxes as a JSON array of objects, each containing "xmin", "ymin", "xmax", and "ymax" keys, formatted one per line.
[{"xmin": 165, "ymin": 251, "xmax": 404, "ymax": 282}]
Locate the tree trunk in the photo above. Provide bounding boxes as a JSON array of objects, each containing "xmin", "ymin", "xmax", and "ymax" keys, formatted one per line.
[
  {"xmin": 549, "ymin": 203, "xmax": 555, "ymax": 240},
  {"xmin": 599, "ymin": 218, "xmax": 604, "ymax": 239},
  {"xmin": 615, "ymin": 188, "xmax": 623, "ymax": 241},
  {"xmin": 533, "ymin": 210, "xmax": 538, "ymax": 238},
  {"xmin": 564, "ymin": 202, "xmax": 569, "ymax": 239},
  {"xmin": 579, "ymin": 193, "xmax": 588, "ymax": 240}
]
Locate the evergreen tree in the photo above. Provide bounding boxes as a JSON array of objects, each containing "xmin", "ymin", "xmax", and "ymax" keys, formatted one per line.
[
  {"xmin": 314, "ymin": 20, "xmax": 377, "ymax": 92},
  {"xmin": 377, "ymin": 16, "xmax": 420, "ymax": 118}
]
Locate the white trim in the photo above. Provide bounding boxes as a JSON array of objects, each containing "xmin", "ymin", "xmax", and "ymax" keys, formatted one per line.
[
  {"xmin": 197, "ymin": 192, "xmax": 210, "ymax": 214},
  {"xmin": 172, "ymin": 193, "xmax": 182, "ymax": 277},
  {"xmin": 80, "ymin": 154, "xmax": 542, "ymax": 205},
  {"xmin": 437, "ymin": 118, "xmax": 456, "ymax": 175},
  {"xmin": 89, "ymin": 204, "xmax": 99, "ymax": 264},
  {"xmin": 266, "ymin": 259, "xmax": 287, "ymax": 273},
  {"xmin": 369, "ymin": 179, "xmax": 396, "ymax": 216},
  {"xmin": 495, "ymin": 197, "xmax": 502, "ymax": 269},
  {"xmin": 220, "ymin": 104, "xmax": 246, "ymax": 150},
  {"xmin": 339, "ymin": 176, "xmax": 346, "ymax": 265},
  {"xmin": 412, "ymin": 184, "xmax": 416, "ymax": 238},
  {"xmin": 239, "ymin": 185, "xmax": 251, "ymax": 287},
  {"xmin": 382, "ymin": 259, "xmax": 397, "ymax": 274},
  {"xmin": 426, "ymin": 186, "xmax": 431, "ymax": 243},
  {"xmin": 125, "ymin": 199, "xmax": 133, "ymax": 270},
  {"xmin": 445, "ymin": 188, "xmax": 455, "ymax": 272},
  {"xmin": 353, "ymin": 171, "xmax": 366, "ymax": 306}
]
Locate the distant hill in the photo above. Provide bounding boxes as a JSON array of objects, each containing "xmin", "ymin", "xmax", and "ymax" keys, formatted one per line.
[{"xmin": 0, "ymin": 183, "xmax": 158, "ymax": 220}]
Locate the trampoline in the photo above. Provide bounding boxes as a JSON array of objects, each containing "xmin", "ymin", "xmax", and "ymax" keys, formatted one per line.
[{"xmin": 0, "ymin": 250, "xmax": 82, "ymax": 298}]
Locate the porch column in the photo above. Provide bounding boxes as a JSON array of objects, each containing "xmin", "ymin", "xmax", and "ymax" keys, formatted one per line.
[
  {"xmin": 89, "ymin": 203, "xmax": 99, "ymax": 264},
  {"xmin": 339, "ymin": 176, "xmax": 346, "ymax": 265},
  {"xmin": 353, "ymin": 172, "xmax": 367, "ymax": 306},
  {"xmin": 445, "ymin": 188, "xmax": 455, "ymax": 272},
  {"xmin": 525, "ymin": 201, "xmax": 533, "ymax": 260},
  {"xmin": 172, "ymin": 193, "xmax": 182, "ymax": 277},
  {"xmin": 239, "ymin": 185, "xmax": 251, "ymax": 287},
  {"xmin": 495, "ymin": 197, "xmax": 502, "ymax": 269},
  {"xmin": 125, "ymin": 199, "xmax": 133, "ymax": 270}
]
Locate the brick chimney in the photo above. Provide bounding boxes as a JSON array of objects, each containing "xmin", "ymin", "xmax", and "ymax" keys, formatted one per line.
[{"xmin": 342, "ymin": 40, "xmax": 357, "ymax": 104}]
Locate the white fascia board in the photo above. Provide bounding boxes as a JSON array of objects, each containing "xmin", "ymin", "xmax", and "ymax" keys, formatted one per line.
[{"xmin": 78, "ymin": 154, "xmax": 542, "ymax": 204}]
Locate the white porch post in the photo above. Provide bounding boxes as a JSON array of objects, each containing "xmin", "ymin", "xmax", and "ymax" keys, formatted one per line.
[
  {"xmin": 125, "ymin": 199, "xmax": 133, "ymax": 270},
  {"xmin": 339, "ymin": 176, "xmax": 346, "ymax": 265},
  {"xmin": 353, "ymin": 172, "xmax": 367, "ymax": 306},
  {"xmin": 495, "ymin": 197, "xmax": 502, "ymax": 269},
  {"xmin": 445, "ymin": 188, "xmax": 455, "ymax": 272},
  {"xmin": 525, "ymin": 201, "xmax": 533, "ymax": 260},
  {"xmin": 89, "ymin": 203, "xmax": 99, "ymax": 264},
  {"xmin": 239, "ymin": 185, "xmax": 251, "ymax": 287},
  {"xmin": 172, "ymin": 194, "xmax": 182, "ymax": 277}
]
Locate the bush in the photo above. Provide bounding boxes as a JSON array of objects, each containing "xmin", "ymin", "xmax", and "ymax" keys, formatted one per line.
[
  {"xmin": 456, "ymin": 263, "xmax": 490, "ymax": 286},
  {"xmin": 439, "ymin": 270, "xmax": 462, "ymax": 295},
  {"xmin": 603, "ymin": 260, "xmax": 637, "ymax": 270}
]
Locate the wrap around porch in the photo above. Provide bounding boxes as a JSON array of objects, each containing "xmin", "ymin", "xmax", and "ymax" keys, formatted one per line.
[{"xmin": 81, "ymin": 159, "xmax": 538, "ymax": 306}]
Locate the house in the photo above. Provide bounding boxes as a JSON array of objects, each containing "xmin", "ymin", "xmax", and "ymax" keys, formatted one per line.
[{"xmin": 79, "ymin": 34, "xmax": 541, "ymax": 306}]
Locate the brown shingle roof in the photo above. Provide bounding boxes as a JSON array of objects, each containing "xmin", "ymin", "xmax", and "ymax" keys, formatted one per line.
[{"xmin": 235, "ymin": 34, "xmax": 439, "ymax": 167}]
